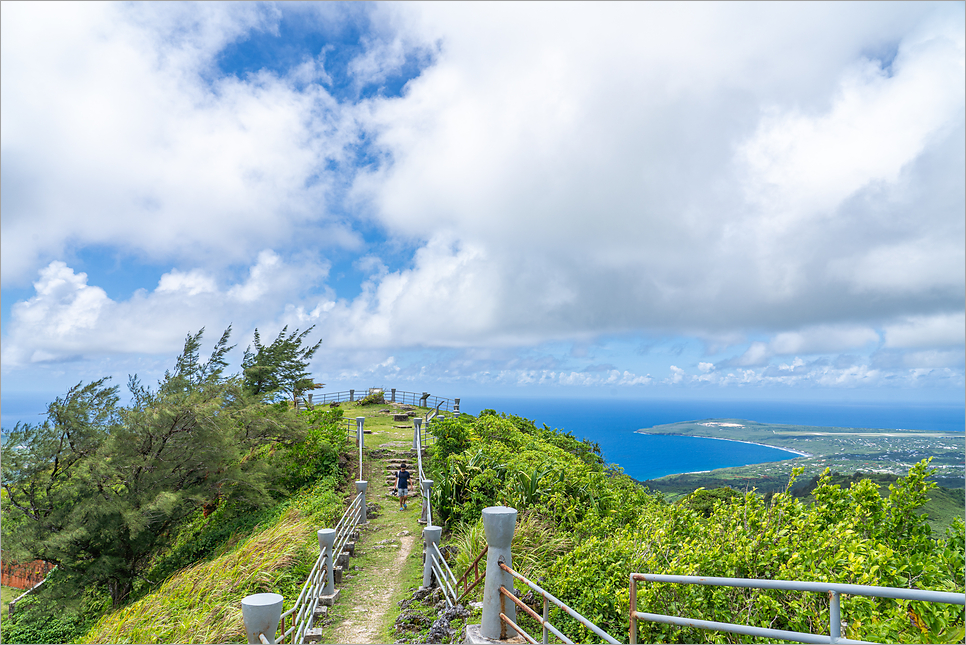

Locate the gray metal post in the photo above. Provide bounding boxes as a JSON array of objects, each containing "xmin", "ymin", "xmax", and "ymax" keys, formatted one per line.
[
  {"xmin": 242, "ymin": 592, "xmax": 283, "ymax": 644},
  {"xmin": 413, "ymin": 417, "xmax": 422, "ymax": 451},
  {"xmin": 481, "ymin": 506, "xmax": 517, "ymax": 640},
  {"xmin": 830, "ymin": 591, "xmax": 841, "ymax": 643},
  {"xmin": 318, "ymin": 529, "xmax": 336, "ymax": 595},
  {"xmin": 422, "ymin": 526, "xmax": 442, "ymax": 589},
  {"xmin": 391, "ymin": 388, "xmax": 396, "ymax": 402},
  {"xmin": 349, "ymin": 389, "xmax": 354, "ymax": 402},
  {"xmin": 419, "ymin": 479, "xmax": 433, "ymax": 524},
  {"xmin": 356, "ymin": 480, "xmax": 368, "ymax": 524}
]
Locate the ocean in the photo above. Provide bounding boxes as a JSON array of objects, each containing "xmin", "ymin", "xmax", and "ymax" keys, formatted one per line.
[{"xmin": 458, "ymin": 397, "xmax": 965, "ymax": 481}]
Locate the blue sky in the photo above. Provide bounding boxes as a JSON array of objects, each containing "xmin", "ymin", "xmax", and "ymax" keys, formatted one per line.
[{"xmin": 2, "ymin": 2, "xmax": 964, "ymax": 427}]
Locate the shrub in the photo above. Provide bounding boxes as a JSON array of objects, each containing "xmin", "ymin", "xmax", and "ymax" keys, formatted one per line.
[{"xmin": 358, "ymin": 390, "xmax": 386, "ymax": 406}]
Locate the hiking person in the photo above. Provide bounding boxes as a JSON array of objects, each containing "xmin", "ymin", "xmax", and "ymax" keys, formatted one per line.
[{"xmin": 395, "ymin": 463, "xmax": 411, "ymax": 510}]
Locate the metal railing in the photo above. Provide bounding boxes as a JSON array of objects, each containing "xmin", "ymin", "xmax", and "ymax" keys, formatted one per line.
[
  {"xmin": 276, "ymin": 546, "xmax": 328, "ymax": 644},
  {"xmin": 429, "ymin": 541, "xmax": 460, "ymax": 608},
  {"xmin": 392, "ymin": 389, "xmax": 457, "ymax": 411},
  {"xmin": 295, "ymin": 389, "xmax": 374, "ymax": 408},
  {"xmin": 272, "ymin": 493, "xmax": 366, "ymax": 644},
  {"xmin": 629, "ymin": 574, "xmax": 966, "ymax": 645},
  {"xmin": 296, "ymin": 388, "xmax": 458, "ymax": 413},
  {"xmin": 456, "ymin": 545, "xmax": 488, "ymax": 602},
  {"xmin": 498, "ymin": 558, "xmax": 621, "ymax": 645}
]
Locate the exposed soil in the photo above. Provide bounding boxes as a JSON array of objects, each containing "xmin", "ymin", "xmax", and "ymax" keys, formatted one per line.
[{"xmin": 330, "ymin": 532, "xmax": 416, "ymax": 644}]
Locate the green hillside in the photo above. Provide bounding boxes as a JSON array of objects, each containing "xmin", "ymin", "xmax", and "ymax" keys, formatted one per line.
[
  {"xmin": 3, "ymin": 390, "xmax": 963, "ymax": 644},
  {"xmin": 429, "ymin": 411, "xmax": 964, "ymax": 644}
]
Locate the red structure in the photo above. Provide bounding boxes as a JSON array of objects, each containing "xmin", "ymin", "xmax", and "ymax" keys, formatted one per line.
[{"xmin": 1, "ymin": 557, "xmax": 54, "ymax": 589}]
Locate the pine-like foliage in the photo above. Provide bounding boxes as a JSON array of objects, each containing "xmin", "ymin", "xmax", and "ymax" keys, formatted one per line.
[
  {"xmin": 241, "ymin": 326, "xmax": 323, "ymax": 403},
  {"xmin": 1, "ymin": 328, "xmax": 306, "ymax": 608}
]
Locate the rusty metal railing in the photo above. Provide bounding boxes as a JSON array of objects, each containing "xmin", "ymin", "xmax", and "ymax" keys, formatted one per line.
[
  {"xmin": 498, "ymin": 558, "xmax": 621, "ymax": 645},
  {"xmin": 629, "ymin": 573, "xmax": 966, "ymax": 645},
  {"xmin": 456, "ymin": 545, "xmax": 488, "ymax": 602}
]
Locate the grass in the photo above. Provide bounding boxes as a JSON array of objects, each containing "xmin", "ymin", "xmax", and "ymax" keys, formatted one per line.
[
  {"xmin": 46, "ymin": 400, "xmax": 446, "ymax": 644},
  {"xmin": 924, "ymin": 486, "xmax": 966, "ymax": 537},
  {"xmin": 79, "ymin": 470, "xmax": 349, "ymax": 644},
  {"xmin": 316, "ymin": 399, "xmax": 439, "ymax": 643},
  {"xmin": 81, "ymin": 509, "xmax": 316, "ymax": 644},
  {"xmin": 2, "ymin": 585, "xmax": 24, "ymax": 619}
]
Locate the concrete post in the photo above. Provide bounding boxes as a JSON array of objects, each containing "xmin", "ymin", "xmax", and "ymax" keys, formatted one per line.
[
  {"xmin": 307, "ymin": 393, "xmax": 314, "ymax": 409},
  {"xmin": 454, "ymin": 398, "xmax": 460, "ymax": 413},
  {"xmin": 413, "ymin": 417, "xmax": 422, "ymax": 451},
  {"xmin": 419, "ymin": 479, "xmax": 433, "ymax": 525},
  {"xmin": 356, "ymin": 480, "xmax": 368, "ymax": 524},
  {"xmin": 356, "ymin": 417, "xmax": 365, "ymax": 480},
  {"xmin": 242, "ymin": 592, "xmax": 283, "ymax": 644},
  {"xmin": 481, "ymin": 506, "xmax": 517, "ymax": 640},
  {"xmin": 391, "ymin": 388, "xmax": 396, "ymax": 403},
  {"xmin": 422, "ymin": 526, "xmax": 442, "ymax": 589},
  {"xmin": 349, "ymin": 389, "xmax": 354, "ymax": 402},
  {"xmin": 318, "ymin": 529, "xmax": 336, "ymax": 596}
]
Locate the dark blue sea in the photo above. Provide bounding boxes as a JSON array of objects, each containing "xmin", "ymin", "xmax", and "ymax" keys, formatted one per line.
[{"xmin": 460, "ymin": 398, "xmax": 965, "ymax": 481}]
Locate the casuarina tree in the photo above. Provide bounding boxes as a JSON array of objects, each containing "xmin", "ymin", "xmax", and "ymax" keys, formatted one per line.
[
  {"xmin": 1, "ymin": 328, "xmax": 304, "ymax": 607},
  {"xmin": 241, "ymin": 326, "xmax": 323, "ymax": 404}
]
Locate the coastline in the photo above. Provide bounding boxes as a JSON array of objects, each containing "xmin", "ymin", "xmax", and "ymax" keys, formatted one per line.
[{"xmin": 634, "ymin": 430, "xmax": 812, "ymax": 459}]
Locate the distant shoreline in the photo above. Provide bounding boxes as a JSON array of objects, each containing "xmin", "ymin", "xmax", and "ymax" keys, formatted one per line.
[{"xmin": 634, "ymin": 430, "xmax": 812, "ymax": 459}]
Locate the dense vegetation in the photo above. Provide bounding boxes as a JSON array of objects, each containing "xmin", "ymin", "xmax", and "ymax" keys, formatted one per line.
[
  {"xmin": 432, "ymin": 411, "xmax": 965, "ymax": 644},
  {"xmin": 3, "ymin": 373, "xmax": 962, "ymax": 644},
  {"xmin": 0, "ymin": 327, "xmax": 349, "ymax": 644}
]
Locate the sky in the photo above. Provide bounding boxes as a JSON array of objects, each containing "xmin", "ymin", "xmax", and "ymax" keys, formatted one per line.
[{"xmin": 2, "ymin": 2, "xmax": 964, "ymax": 427}]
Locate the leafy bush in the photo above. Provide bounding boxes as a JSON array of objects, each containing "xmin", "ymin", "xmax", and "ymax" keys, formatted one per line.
[
  {"xmin": 440, "ymin": 411, "xmax": 964, "ymax": 644},
  {"xmin": 358, "ymin": 390, "xmax": 386, "ymax": 405},
  {"xmin": 281, "ymin": 407, "xmax": 347, "ymax": 491},
  {"xmin": 430, "ymin": 417, "xmax": 473, "ymax": 460},
  {"xmin": 682, "ymin": 486, "xmax": 740, "ymax": 516}
]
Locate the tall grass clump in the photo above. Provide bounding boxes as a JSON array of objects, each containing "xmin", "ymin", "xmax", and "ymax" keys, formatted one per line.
[{"xmin": 81, "ymin": 480, "xmax": 345, "ymax": 645}]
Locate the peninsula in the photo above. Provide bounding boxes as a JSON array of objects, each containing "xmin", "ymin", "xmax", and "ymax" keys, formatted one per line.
[{"xmin": 637, "ymin": 418, "xmax": 964, "ymax": 494}]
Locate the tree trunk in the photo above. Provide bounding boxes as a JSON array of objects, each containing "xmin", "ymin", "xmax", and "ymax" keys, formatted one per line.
[{"xmin": 108, "ymin": 577, "xmax": 133, "ymax": 608}]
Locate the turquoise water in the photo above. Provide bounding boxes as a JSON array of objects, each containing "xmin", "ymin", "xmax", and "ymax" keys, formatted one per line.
[{"xmin": 460, "ymin": 397, "xmax": 965, "ymax": 481}]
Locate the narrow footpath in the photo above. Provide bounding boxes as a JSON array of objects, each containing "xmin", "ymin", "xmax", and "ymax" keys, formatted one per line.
[{"xmin": 319, "ymin": 405, "xmax": 431, "ymax": 644}]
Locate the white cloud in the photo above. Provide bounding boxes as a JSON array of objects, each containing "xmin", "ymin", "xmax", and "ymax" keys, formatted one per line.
[
  {"xmin": 733, "ymin": 325, "xmax": 881, "ymax": 367},
  {"xmin": 739, "ymin": 18, "xmax": 965, "ymax": 225},
  {"xmin": 1, "ymin": 253, "xmax": 326, "ymax": 367},
  {"xmin": 1, "ymin": 3, "xmax": 963, "ymax": 395},
  {"xmin": 667, "ymin": 365, "xmax": 685, "ymax": 385},
  {"xmin": 734, "ymin": 342, "xmax": 772, "ymax": 367},
  {"xmin": 1, "ymin": 3, "xmax": 356, "ymax": 285},
  {"xmin": 769, "ymin": 326, "xmax": 880, "ymax": 356},
  {"xmin": 349, "ymin": 2, "xmax": 964, "ymax": 337},
  {"xmin": 157, "ymin": 270, "xmax": 218, "ymax": 296},
  {"xmin": 884, "ymin": 313, "xmax": 965, "ymax": 348}
]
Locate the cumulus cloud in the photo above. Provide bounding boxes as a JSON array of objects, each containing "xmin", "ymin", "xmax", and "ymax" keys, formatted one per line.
[
  {"xmin": 1, "ymin": 2, "xmax": 357, "ymax": 285},
  {"xmin": 348, "ymin": 2, "xmax": 964, "ymax": 339},
  {"xmin": 1, "ymin": 3, "xmax": 963, "ymax": 394},
  {"xmin": 883, "ymin": 313, "xmax": 966, "ymax": 348},
  {"xmin": 1, "ymin": 253, "xmax": 327, "ymax": 367}
]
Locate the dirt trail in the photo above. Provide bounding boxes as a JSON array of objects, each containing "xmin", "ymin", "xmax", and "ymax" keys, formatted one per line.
[
  {"xmin": 326, "ymin": 440, "xmax": 425, "ymax": 644},
  {"xmin": 330, "ymin": 532, "xmax": 415, "ymax": 644}
]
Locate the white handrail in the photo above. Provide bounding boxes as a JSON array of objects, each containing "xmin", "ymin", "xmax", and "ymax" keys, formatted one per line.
[{"xmin": 430, "ymin": 542, "xmax": 459, "ymax": 606}]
